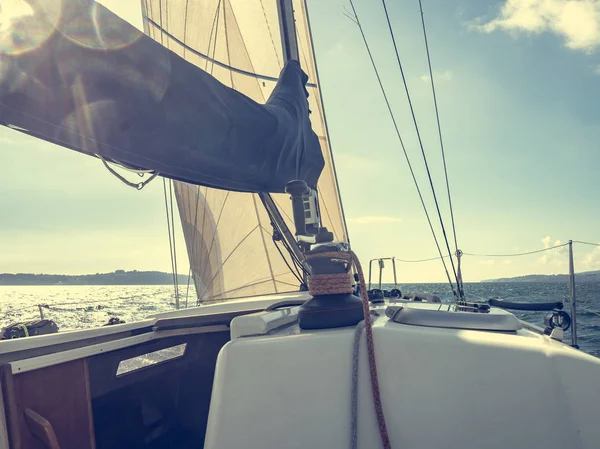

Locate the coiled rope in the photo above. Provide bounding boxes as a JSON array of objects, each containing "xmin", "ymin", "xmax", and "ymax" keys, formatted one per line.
[{"xmin": 305, "ymin": 251, "xmax": 391, "ymax": 449}]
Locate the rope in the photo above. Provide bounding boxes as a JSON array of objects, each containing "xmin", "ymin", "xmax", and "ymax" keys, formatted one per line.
[
  {"xmin": 99, "ymin": 156, "xmax": 158, "ymax": 190},
  {"xmin": 462, "ymin": 243, "xmax": 569, "ymax": 257},
  {"xmin": 347, "ymin": 0, "xmax": 457, "ymax": 299},
  {"xmin": 351, "ymin": 320, "xmax": 366, "ymax": 449},
  {"xmin": 379, "ymin": 0, "xmax": 460, "ymax": 295},
  {"xmin": 573, "ymin": 240, "xmax": 600, "ymax": 247},
  {"xmin": 306, "ymin": 251, "xmax": 391, "ymax": 449},
  {"xmin": 308, "ymin": 274, "xmax": 354, "ymax": 295},
  {"xmin": 395, "ymin": 255, "xmax": 450, "ymax": 263}
]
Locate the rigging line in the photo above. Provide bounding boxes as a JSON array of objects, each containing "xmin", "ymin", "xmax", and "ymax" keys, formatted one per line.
[
  {"xmin": 251, "ymin": 195, "xmax": 278, "ymax": 293},
  {"xmin": 225, "ymin": 4, "xmax": 271, "ymax": 99},
  {"xmin": 204, "ymin": 0, "xmax": 222, "ymax": 72},
  {"xmin": 185, "ymin": 186, "xmax": 201, "ymax": 307},
  {"xmin": 269, "ymin": 213, "xmax": 308, "ymax": 277},
  {"xmin": 300, "ymin": 0, "xmax": 352, "ymax": 243},
  {"xmin": 379, "ymin": 0, "xmax": 460, "ymax": 292},
  {"xmin": 259, "ymin": 209, "xmax": 306, "ymax": 281},
  {"xmin": 169, "ymin": 180, "xmax": 180, "ymax": 305},
  {"xmin": 271, "ymin": 232, "xmax": 306, "ymax": 286},
  {"xmin": 183, "ymin": 0, "xmax": 190, "ymax": 58},
  {"xmin": 259, "ymin": 0, "xmax": 282, "ymax": 67},
  {"xmin": 163, "ymin": 178, "xmax": 179, "ymax": 305},
  {"xmin": 258, "ymin": 195, "xmax": 307, "ymax": 281},
  {"xmin": 191, "ymin": 0, "xmax": 220, "ymax": 303},
  {"xmin": 196, "ymin": 190, "xmax": 230, "ymax": 302},
  {"xmin": 164, "ymin": 0, "xmax": 170, "ymax": 49},
  {"xmin": 258, "ymin": 196, "xmax": 307, "ymax": 281},
  {"xmin": 209, "ymin": 1, "xmax": 222, "ymax": 76},
  {"xmin": 462, "ymin": 243, "xmax": 569, "ymax": 257},
  {"xmin": 395, "ymin": 255, "xmax": 451, "ymax": 263},
  {"xmin": 417, "ymin": 0, "xmax": 459, "ymax": 254},
  {"xmin": 222, "ymin": 0, "xmax": 234, "ymax": 88},
  {"xmin": 157, "ymin": 0, "xmax": 164, "ymax": 46},
  {"xmin": 573, "ymin": 240, "xmax": 600, "ymax": 247},
  {"xmin": 199, "ymin": 225, "xmax": 261, "ymax": 301},
  {"xmin": 145, "ymin": 18, "xmax": 316, "ymax": 88},
  {"xmin": 266, "ymin": 223, "xmax": 305, "ymax": 281},
  {"xmin": 196, "ymin": 187, "xmax": 209, "ymax": 305},
  {"xmin": 347, "ymin": 0, "xmax": 457, "ymax": 296}
]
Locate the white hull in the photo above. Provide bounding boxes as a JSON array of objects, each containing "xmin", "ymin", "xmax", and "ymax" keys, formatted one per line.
[{"xmin": 1, "ymin": 293, "xmax": 599, "ymax": 449}]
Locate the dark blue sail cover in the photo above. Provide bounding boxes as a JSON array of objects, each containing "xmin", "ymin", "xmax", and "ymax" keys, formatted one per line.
[{"xmin": 0, "ymin": 0, "xmax": 323, "ymax": 192}]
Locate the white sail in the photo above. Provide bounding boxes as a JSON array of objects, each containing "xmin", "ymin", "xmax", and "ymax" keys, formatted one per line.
[{"xmin": 141, "ymin": 0, "xmax": 346, "ymax": 302}]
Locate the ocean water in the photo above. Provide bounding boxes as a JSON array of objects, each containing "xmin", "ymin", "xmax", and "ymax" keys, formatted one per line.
[{"xmin": 1, "ymin": 282, "xmax": 599, "ymax": 357}]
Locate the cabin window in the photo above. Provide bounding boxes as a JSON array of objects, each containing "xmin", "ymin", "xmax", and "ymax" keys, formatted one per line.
[{"xmin": 115, "ymin": 343, "xmax": 187, "ymax": 376}]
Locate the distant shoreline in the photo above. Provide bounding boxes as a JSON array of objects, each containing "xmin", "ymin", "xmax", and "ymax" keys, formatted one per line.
[
  {"xmin": 0, "ymin": 270, "xmax": 190, "ymax": 286},
  {"xmin": 483, "ymin": 270, "xmax": 600, "ymax": 283}
]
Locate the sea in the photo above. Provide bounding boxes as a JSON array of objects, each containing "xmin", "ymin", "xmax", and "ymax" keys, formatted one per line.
[{"xmin": 1, "ymin": 282, "xmax": 599, "ymax": 357}]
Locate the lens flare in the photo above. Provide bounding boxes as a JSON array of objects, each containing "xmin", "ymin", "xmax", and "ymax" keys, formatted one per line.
[
  {"xmin": 0, "ymin": 0, "xmax": 62, "ymax": 55},
  {"xmin": 61, "ymin": 2, "xmax": 141, "ymax": 51}
]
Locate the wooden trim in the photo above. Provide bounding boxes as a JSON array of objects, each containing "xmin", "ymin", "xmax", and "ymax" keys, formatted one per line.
[
  {"xmin": 23, "ymin": 409, "xmax": 61, "ymax": 449},
  {"xmin": 11, "ymin": 325, "xmax": 227, "ymax": 374},
  {"xmin": 0, "ymin": 373, "xmax": 8, "ymax": 449},
  {"xmin": 12, "ymin": 359, "xmax": 95, "ymax": 449},
  {"xmin": 0, "ymin": 364, "xmax": 21, "ymax": 449},
  {"xmin": 82, "ymin": 360, "xmax": 96, "ymax": 449}
]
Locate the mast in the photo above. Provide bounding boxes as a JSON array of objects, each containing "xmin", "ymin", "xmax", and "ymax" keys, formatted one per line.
[
  {"xmin": 257, "ymin": 0, "xmax": 306, "ymax": 269},
  {"xmin": 299, "ymin": 0, "xmax": 350, "ymax": 244},
  {"xmin": 273, "ymin": 0, "xmax": 350, "ymax": 245},
  {"xmin": 277, "ymin": 0, "xmax": 300, "ymax": 61}
]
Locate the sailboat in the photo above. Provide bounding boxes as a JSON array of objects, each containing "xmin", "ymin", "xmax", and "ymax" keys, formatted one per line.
[{"xmin": 1, "ymin": 1, "xmax": 600, "ymax": 449}]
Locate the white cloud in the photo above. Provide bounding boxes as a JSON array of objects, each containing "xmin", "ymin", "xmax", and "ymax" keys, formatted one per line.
[
  {"xmin": 542, "ymin": 235, "xmax": 552, "ymax": 248},
  {"xmin": 538, "ymin": 235, "xmax": 567, "ymax": 263},
  {"xmin": 502, "ymin": 260, "xmax": 513, "ymax": 265},
  {"xmin": 542, "ymin": 235, "xmax": 564, "ymax": 249},
  {"xmin": 476, "ymin": 0, "xmax": 600, "ymax": 53},
  {"xmin": 479, "ymin": 259, "xmax": 496, "ymax": 265},
  {"xmin": 594, "ymin": 64, "xmax": 600, "ymax": 74},
  {"xmin": 348, "ymin": 216, "xmax": 402, "ymax": 224},
  {"xmin": 420, "ymin": 70, "xmax": 453, "ymax": 82},
  {"xmin": 581, "ymin": 246, "xmax": 600, "ymax": 268}
]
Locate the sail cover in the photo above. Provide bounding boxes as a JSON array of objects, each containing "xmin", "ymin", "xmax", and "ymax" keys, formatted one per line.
[
  {"xmin": 142, "ymin": 0, "xmax": 348, "ymax": 302},
  {"xmin": 0, "ymin": 0, "xmax": 324, "ymax": 192}
]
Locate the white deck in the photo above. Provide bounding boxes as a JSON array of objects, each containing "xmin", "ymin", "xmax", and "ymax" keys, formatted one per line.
[
  {"xmin": 206, "ymin": 302, "xmax": 600, "ymax": 449},
  {"xmin": 3, "ymin": 293, "xmax": 599, "ymax": 449}
]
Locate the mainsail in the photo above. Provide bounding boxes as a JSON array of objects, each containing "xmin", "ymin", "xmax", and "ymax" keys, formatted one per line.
[
  {"xmin": 142, "ymin": 0, "xmax": 348, "ymax": 302},
  {"xmin": 0, "ymin": 0, "xmax": 323, "ymax": 192}
]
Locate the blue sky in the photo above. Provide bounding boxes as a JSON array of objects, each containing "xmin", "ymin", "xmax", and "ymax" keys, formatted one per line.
[{"xmin": 1, "ymin": 0, "xmax": 599, "ymax": 282}]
